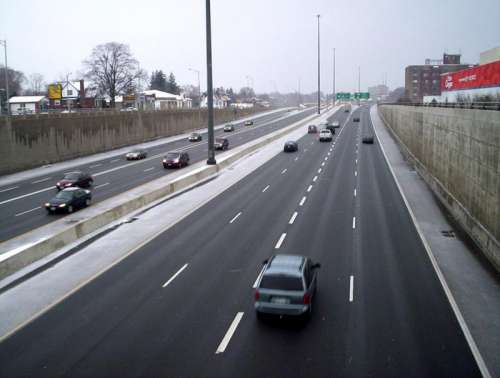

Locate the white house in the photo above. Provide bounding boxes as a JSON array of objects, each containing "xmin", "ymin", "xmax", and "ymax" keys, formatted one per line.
[
  {"xmin": 142, "ymin": 90, "xmax": 192, "ymax": 110},
  {"xmin": 200, "ymin": 95, "xmax": 229, "ymax": 109},
  {"xmin": 8, "ymin": 96, "xmax": 47, "ymax": 115}
]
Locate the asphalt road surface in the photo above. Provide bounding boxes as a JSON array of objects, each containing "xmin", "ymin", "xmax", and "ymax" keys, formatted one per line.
[
  {"xmin": 0, "ymin": 106, "xmax": 480, "ymax": 377},
  {"xmin": 0, "ymin": 108, "xmax": 315, "ymax": 243}
]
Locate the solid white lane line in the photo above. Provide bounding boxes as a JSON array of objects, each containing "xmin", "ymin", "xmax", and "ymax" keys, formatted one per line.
[
  {"xmin": 0, "ymin": 187, "xmax": 53, "ymax": 206},
  {"xmin": 313, "ymin": 176, "xmax": 318, "ymax": 182},
  {"xmin": 253, "ymin": 266, "xmax": 266, "ymax": 288},
  {"xmin": 162, "ymin": 263, "xmax": 188, "ymax": 288},
  {"xmin": 95, "ymin": 182, "xmax": 110, "ymax": 189},
  {"xmin": 110, "ymin": 159, "xmax": 120, "ymax": 163},
  {"xmin": 229, "ymin": 211, "xmax": 242, "ymax": 224},
  {"xmin": 89, "ymin": 163, "xmax": 102, "ymax": 168},
  {"xmin": 307, "ymin": 185, "xmax": 313, "ymax": 192},
  {"xmin": 299, "ymin": 196, "xmax": 306, "ymax": 206},
  {"xmin": 318, "ymin": 168, "xmax": 322, "ymax": 173},
  {"xmin": 143, "ymin": 167, "xmax": 155, "ymax": 172},
  {"xmin": 262, "ymin": 185, "xmax": 270, "ymax": 193},
  {"xmin": 15, "ymin": 207, "xmax": 41, "ymax": 217},
  {"xmin": 281, "ymin": 169, "xmax": 287, "ymax": 174},
  {"xmin": 216, "ymin": 312, "xmax": 244, "ymax": 354},
  {"xmin": 31, "ymin": 177, "xmax": 51, "ymax": 184},
  {"xmin": 0, "ymin": 186, "xmax": 19, "ymax": 193},
  {"xmin": 355, "ymin": 171, "xmax": 358, "ymax": 176},
  {"xmin": 354, "ymin": 188, "xmax": 357, "ymax": 197},
  {"xmin": 289, "ymin": 211, "xmax": 298, "ymax": 225},
  {"xmin": 321, "ymin": 162, "xmax": 325, "ymax": 167},
  {"xmin": 274, "ymin": 233, "xmax": 287, "ymax": 249},
  {"xmin": 349, "ymin": 275, "xmax": 354, "ymax": 302},
  {"xmin": 352, "ymin": 217, "xmax": 356, "ymax": 229}
]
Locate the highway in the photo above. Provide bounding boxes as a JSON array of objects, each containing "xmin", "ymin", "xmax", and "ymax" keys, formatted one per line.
[
  {"xmin": 0, "ymin": 107, "xmax": 315, "ymax": 243},
  {"xmin": 0, "ymin": 106, "xmax": 481, "ymax": 377}
]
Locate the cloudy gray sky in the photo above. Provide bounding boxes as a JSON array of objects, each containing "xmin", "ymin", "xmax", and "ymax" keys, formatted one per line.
[{"xmin": 1, "ymin": 0, "xmax": 499, "ymax": 94}]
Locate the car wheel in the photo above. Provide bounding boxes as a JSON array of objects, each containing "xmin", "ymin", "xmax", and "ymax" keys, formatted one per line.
[
  {"xmin": 68, "ymin": 205, "xmax": 74, "ymax": 213},
  {"xmin": 85, "ymin": 198, "xmax": 91, "ymax": 207}
]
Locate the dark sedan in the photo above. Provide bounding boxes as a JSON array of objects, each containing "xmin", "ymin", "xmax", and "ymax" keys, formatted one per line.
[
  {"xmin": 214, "ymin": 137, "xmax": 229, "ymax": 150},
  {"xmin": 284, "ymin": 140, "xmax": 298, "ymax": 152},
  {"xmin": 307, "ymin": 125, "xmax": 318, "ymax": 134},
  {"xmin": 45, "ymin": 187, "xmax": 91, "ymax": 213},
  {"xmin": 188, "ymin": 132, "xmax": 202, "ymax": 142},
  {"xmin": 353, "ymin": 117, "xmax": 360, "ymax": 122},
  {"xmin": 163, "ymin": 151, "xmax": 190, "ymax": 168},
  {"xmin": 56, "ymin": 171, "xmax": 93, "ymax": 191},
  {"xmin": 362, "ymin": 135, "xmax": 375, "ymax": 144}
]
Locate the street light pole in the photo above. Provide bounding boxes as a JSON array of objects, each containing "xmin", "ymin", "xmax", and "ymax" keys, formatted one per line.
[
  {"xmin": 333, "ymin": 48, "xmax": 336, "ymax": 107},
  {"xmin": 358, "ymin": 66, "xmax": 361, "ymax": 106},
  {"xmin": 189, "ymin": 68, "xmax": 201, "ymax": 126},
  {"xmin": 0, "ymin": 40, "xmax": 9, "ymax": 115},
  {"xmin": 205, "ymin": 0, "xmax": 216, "ymax": 165},
  {"xmin": 316, "ymin": 14, "xmax": 321, "ymax": 114}
]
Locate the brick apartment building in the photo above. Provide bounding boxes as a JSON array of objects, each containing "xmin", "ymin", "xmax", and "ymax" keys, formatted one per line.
[{"xmin": 405, "ymin": 53, "xmax": 473, "ymax": 102}]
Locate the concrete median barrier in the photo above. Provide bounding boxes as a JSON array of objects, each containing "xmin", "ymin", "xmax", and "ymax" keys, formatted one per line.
[{"xmin": 0, "ymin": 108, "xmax": 336, "ymax": 280}]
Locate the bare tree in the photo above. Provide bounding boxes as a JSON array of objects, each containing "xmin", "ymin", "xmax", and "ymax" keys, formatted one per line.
[
  {"xmin": 83, "ymin": 42, "xmax": 146, "ymax": 107},
  {"xmin": 26, "ymin": 73, "xmax": 45, "ymax": 95}
]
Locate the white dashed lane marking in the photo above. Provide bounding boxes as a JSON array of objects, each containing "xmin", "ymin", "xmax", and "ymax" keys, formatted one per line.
[
  {"xmin": 299, "ymin": 196, "xmax": 307, "ymax": 206},
  {"xmin": 275, "ymin": 233, "xmax": 287, "ymax": 249},
  {"xmin": 229, "ymin": 212, "xmax": 242, "ymax": 224},
  {"xmin": 289, "ymin": 211, "xmax": 298, "ymax": 224},
  {"xmin": 262, "ymin": 185, "xmax": 270, "ymax": 192}
]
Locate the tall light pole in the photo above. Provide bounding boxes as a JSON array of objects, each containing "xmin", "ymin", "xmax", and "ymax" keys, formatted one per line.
[
  {"xmin": 205, "ymin": 0, "xmax": 216, "ymax": 165},
  {"xmin": 189, "ymin": 68, "xmax": 201, "ymax": 126},
  {"xmin": 358, "ymin": 66, "xmax": 361, "ymax": 105},
  {"xmin": 332, "ymin": 48, "xmax": 336, "ymax": 107},
  {"xmin": 316, "ymin": 14, "xmax": 321, "ymax": 114},
  {"xmin": 0, "ymin": 40, "xmax": 9, "ymax": 115}
]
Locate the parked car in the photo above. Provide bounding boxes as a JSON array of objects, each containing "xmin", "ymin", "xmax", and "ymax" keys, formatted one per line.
[
  {"xmin": 353, "ymin": 117, "xmax": 360, "ymax": 122},
  {"xmin": 362, "ymin": 135, "xmax": 374, "ymax": 144},
  {"xmin": 307, "ymin": 125, "xmax": 318, "ymax": 134},
  {"xmin": 319, "ymin": 129, "xmax": 333, "ymax": 142},
  {"xmin": 224, "ymin": 124, "xmax": 235, "ymax": 132},
  {"xmin": 56, "ymin": 171, "xmax": 93, "ymax": 190},
  {"xmin": 254, "ymin": 254, "xmax": 320, "ymax": 319},
  {"xmin": 188, "ymin": 132, "xmax": 202, "ymax": 142},
  {"xmin": 244, "ymin": 120, "xmax": 254, "ymax": 126},
  {"xmin": 284, "ymin": 140, "xmax": 298, "ymax": 152},
  {"xmin": 45, "ymin": 187, "xmax": 91, "ymax": 214},
  {"xmin": 162, "ymin": 151, "xmax": 190, "ymax": 168},
  {"xmin": 125, "ymin": 149, "xmax": 147, "ymax": 160},
  {"xmin": 214, "ymin": 137, "xmax": 229, "ymax": 150},
  {"xmin": 331, "ymin": 121, "xmax": 340, "ymax": 128}
]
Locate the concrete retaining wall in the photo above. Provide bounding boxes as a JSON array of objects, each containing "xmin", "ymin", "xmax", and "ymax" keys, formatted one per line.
[
  {"xmin": 0, "ymin": 107, "xmax": 261, "ymax": 175},
  {"xmin": 378, "ymin": 105, "xmax": 500, "ymax": 270}
]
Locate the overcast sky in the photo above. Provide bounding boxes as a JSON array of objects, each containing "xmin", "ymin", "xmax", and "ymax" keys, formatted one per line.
[{"xmin": 1, "ymin": 0, "xmax": 499, "ymax": 94}]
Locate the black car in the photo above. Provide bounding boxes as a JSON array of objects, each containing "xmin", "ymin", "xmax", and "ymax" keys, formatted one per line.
[
  {"xmin": 362, "ymin": 135, "xmax": 374, "ymax": 144},
  {"xmin": 214, "ymin": 137, "xmax": 229, "ymax": 150},
  {"xmin": 56, "ymin": 171, "xmax": 93, "ymax": 191},
  {"xmin": 307, "ymin": 125, "xmax": 318, "ymax": 134},
  {"xmin": 45, "ymin": 187, "xmax": 92, "ymax": 213},
  {"xmin": 344, "ymin": 108, "xmax": 350, "ymax": 113},
  {"xmin": 284, "ymin": 140, "xmax": 298, "ymax": 152},
  {"xmin": 244, "ymin": 120, "xmax": 254, "ymax": 126},
  {"xmin": 188, "ymin": 132, "xmax": 202, "ymax": 142},
  {"xmin": 163, "ymin": 151, "xmax": 190, "ymax": 168},
  {"xmin": 353, "ymin": 117, "xmax": 360, "ymax": 122}
]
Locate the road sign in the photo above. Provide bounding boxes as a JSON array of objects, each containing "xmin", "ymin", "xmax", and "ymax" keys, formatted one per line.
[
  {"xmin": 354, "ymin": 92, "xmax": 370, "ymax": 99},
  {"xmin": 336, "ymin": 92, "xmax": 351, "ymax": 100}
]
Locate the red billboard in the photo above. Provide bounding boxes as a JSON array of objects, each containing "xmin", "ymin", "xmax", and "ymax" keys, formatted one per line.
[{"xmin": 441, "ymin": 60, "xmax": 500, "ymax": 91}]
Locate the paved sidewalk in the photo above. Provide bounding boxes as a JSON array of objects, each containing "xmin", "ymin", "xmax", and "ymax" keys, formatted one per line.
[{"xmin": 370, "ymin": 105, "xmax": 499, "ymax": 377}]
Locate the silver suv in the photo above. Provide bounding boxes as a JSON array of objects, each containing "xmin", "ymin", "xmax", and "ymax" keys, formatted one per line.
[
  {"xmin": 319, "ymin": 129, "xmax": 333, "ymax": 142},
  {"xmin": 254, "ymin": 254, "xmax": 320, "ymax": 319}
]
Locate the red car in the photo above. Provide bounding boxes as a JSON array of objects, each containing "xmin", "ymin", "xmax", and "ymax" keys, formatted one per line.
[
  {"xmin": 163, "ymin": 152, "xmax": 190, "ymax": 168},
  {"xmin": 56, "ymin": 171, "xmax": 93, "ymax": 191}
]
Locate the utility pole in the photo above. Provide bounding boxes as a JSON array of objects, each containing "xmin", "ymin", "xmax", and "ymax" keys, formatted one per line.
[
  {"xmin": 358, "ymin": 66, "xmax": 361, "ymax": 106},
  {"xmin": 333, "ymin": 48, "xmax": 336, "ymax": 107},
  {"xmin": 298, "ymin": 77, "xmax": 301, "ymax": 107},
  {"xmin": 205, "ymin": 0, "xmax": 216, "ymax": 165},
  {"xmin": 0, "ymin": 40, "xmax": 10, "ymax": 115},
  {"xmin": 189, "ymin": 68, "xmax": 201, "ymax": 126},
  {"xmin": 316, "ymin": 14, "xmax": 321, "ymax": 114}
]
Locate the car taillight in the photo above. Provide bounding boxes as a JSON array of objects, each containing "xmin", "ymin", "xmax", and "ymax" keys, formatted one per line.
[
  {"xmin": 303, "ymin": 292, "xmax": 311, "ymax": 304},
  {"xmin": 254, "ymin": 289, "xmax": 260, "ymax": 301}
]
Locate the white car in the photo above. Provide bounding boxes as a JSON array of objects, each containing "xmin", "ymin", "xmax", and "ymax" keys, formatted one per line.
[
  {"xmin": 319, "ymin": 129, "xmax": 333, "ymax": 142},
  {"xmin": 332, "ymin": 121, "xmax": 340, "ymax": 128}
]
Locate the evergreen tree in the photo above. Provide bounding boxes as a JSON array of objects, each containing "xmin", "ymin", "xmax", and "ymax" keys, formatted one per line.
[
  {"xmin": 149, "ymin": 70, "xmax": 167, "ymax": 92},
  {"xmin": 166, "ymin": 72, "xmax": 180, "ymax": 94}
]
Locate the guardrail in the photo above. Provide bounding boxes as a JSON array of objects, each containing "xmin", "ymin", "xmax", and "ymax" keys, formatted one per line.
[{"xmin": 378, "ymin": 101, "xmax": 500, "ymax": 111}]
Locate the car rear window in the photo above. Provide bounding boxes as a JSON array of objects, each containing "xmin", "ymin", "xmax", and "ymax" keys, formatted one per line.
[
  {"xmin": 64, "ymin": 173, "xmax": 80, "ymax": 180},
  {"xmin": 166, "ymin": 153, "xmax": 180, "ymax": 159},
  {"xmin": 260, "ymin": 274, "xmax": 304, "ymax": 291},
  {"xmin": 215, "ymin": 138, "xmax": 225, "ymax": 143}
]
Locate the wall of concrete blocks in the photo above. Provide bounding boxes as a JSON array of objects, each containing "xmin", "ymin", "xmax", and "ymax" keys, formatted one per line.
[
  {"xmin": 0, "ymin": 107, "xmax": 261, "ymax": 175},
  {"xmin": 378, "ymin": 105, "xmax": 499, "ymax": 270}
]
